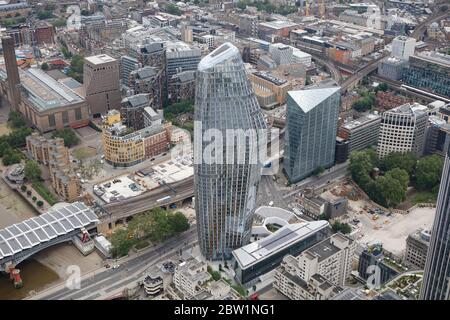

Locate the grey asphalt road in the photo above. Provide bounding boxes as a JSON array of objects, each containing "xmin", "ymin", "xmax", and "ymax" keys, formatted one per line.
[
  {"xmin": 282, "ymin": 163, "xmax": 349, "ymax": 200},
  {"xmin": 36, "ymin": 226, "xmax": 198, "ymax": 300}
]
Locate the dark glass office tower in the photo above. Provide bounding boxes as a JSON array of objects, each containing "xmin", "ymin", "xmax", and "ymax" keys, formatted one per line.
[
  {"xmin": 194, "ymin": 43, "xmax": 266, "ymax": 260},
  {"xmin": 420, "ymin": 149, "xmax": 450, "ymax": 300}
]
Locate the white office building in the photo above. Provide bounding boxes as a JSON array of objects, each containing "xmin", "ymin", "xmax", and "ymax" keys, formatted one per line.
[
  {"xmin": 269, "ymin": 43, "xmax": 293, "ymax": 66},
  {"xmin": 292, "ymin": 49, "xmax": 312, "ymax": 67},
  {"xmin": 273, "ymin": 233, "xmax": 355, "ymax": 300},
  {"xmin": 377, "ymin": 103, "xmax": 429, "ymax": 158},
  {"xmin": 391, "ymin": 36, "xmax": 416, "ymax": 61},
  {"xmin": 296, "ymin": 233, "xmax": 356, "ymax": 286}
]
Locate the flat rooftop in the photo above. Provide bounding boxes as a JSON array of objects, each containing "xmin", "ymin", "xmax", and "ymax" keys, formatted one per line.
[
  {"xmin": 16, "ymin": 67, "xmax": 84, "ymax": 112},
  {"xmin": 342, "ymin": 113, "xmax": 381, "ymax": 130},
  {"xmin": 85, "ymin": 54, "xmax": 116, "ymax": 65},
  {"xmin": 414, "ymin": 51, "xmax": 450, "ymax": 67},
  {"xmin": 259, "ymin": 20, "xmax": 298, "ymax": 30},
  {"xmin": 232, "ymin": 221, "xmax": 329, "ymax": 269},
  {"xmin": 303, "ymin": 237, "xmax": 341, "ymax": 262}
]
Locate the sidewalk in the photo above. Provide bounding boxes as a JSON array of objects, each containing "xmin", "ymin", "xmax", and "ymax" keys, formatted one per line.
[{"xmin": 26, "ymin": 231, "xmax": 197, "ymax": 300}]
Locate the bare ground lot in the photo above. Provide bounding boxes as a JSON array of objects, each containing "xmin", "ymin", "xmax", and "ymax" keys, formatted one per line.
[{"xmin": 357, "ymin": 207, "xmax": 435, "ymax": 256}]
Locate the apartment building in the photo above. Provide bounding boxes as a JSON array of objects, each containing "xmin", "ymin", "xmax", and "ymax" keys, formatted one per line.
[
  {"xmin": 102, "ymin": 109, "xmax": 171, "ymax": 167},
  {"xmin": 404, "ymin": 229, "xmax": 430, "ymax": 269},
  {"xmin": 377, "ymin": 103, "xmax": 428, "ymax": 158},
  {"xmin": 274, "ymin": 257, "xmax": 344, "ymax": 300},
  {"xmin": 26, "ymin": 133, "xmax": 81, "ymax": 202},
  {"xmin": 168, "ymin": 71, "xmax": 195, "ymax": 104},
  {"xmin": 296, "ymin": 234, "xmax": 356, "ymax": 286},
  {"xmin": 128, "ymin": 66, "xmax": 164, "ymax": 109},
  {"xmin": 173, "ymin": 258, "xmax": 211, "ymax": 299},
  {"xmin": 274, "ymin": 233, "xmax": 355, "ymax": 300}
]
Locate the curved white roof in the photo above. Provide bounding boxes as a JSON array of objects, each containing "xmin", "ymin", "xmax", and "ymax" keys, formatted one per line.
[
  {"xmin": 198, "ymin": 42, "xmax": 240, "ymax": 71},
  {"xmin": 0, "ymin": 202, "xmax": 98, "ymax": 260},
  {"xmin": 233, "ymin": 220, "xmax": 329, "ymax": 269}
]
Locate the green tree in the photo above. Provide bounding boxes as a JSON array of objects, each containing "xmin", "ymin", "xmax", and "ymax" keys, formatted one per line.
[
  {"xmin": 41, "ymin": 62, "xmax": 49, "ymax": 71},
  {"xmin": 232, "ymin": 284, "xmax": 248, "ymax": 297},
  {"xmin": 36, "ymin": 200, "xmax": 44, "ymax": 207},
  {"xmin": 208, "ymin": 269, "xmax": 221, "ymax": 281},
  {"xmin": 236, "ymin": 0, "xmax": 247, "ymax": 10},
  {"xmin": 6, "ymin": 127, "xmax": 33, "ymax": 147},
  {"xmin": 331, "ymin": 221, "xmax": 352, "ymax": 234},
  {"xmin": 52, "ymin": 18, "xmax": 67, "ymax": 28},
  {"xmin": 375, "ymin": 82, "xmax": 388, "ymax": 92},
  {"xmin": 37, "ymin": 10, "xmax": 53, "ymax": 20},
  {"xmin": 166, "ymin": 3, "xmax": 182, "ymax": 15},
  {"xmin": 382, "ymin": 152, "xmax": 417, "ymax": 175},
  {"xmin": 52, "ymin": 128, "xmax": 80, "ymax": 148},
  {"xmin": 8, "ymin": 110, "xmax": 26, "ymax": 129},
  {"xmin": 24, "ymin": 160, "xmax": 42, "ymax": 182},
  {"xmin": 376, "ymin": 175, "xmax": 406, "ymax": 207},
  {"xmin": 169, "ymin": 212, "xmax": 190, "ymax": 233},
  {"xmin": 416, "ymin": 155, "xmax": 444, "ymax": 191},
  {"xmin": 110, "ymin": 228, "xmax": 136, "ymax": 257},
  {"xmin": 0, "ymin": 142, "xmax": 9, "ymax": 157},
  {"xmin": 61, "ymin": 45, "xmax": 72, "ymax": 59},
  {"xmin": 385, "ymin": 168, "xmax": 409, "ymax": 189},
  {"xmin": 349, "ymin": 149, "xmax": 377, "ymax": 188},
  {"xmin": 312, "ymin": 166, "xmax": 325, "ymax": 176},
  {"xmin": 2, "ymin": 149, "xmax": 22, "ymax": 166}
]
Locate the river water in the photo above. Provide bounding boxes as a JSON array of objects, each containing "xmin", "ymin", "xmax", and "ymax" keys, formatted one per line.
[
  {"xmin": 0, "ymin": 174, "xmax": 61, "ymax": 299},
  {"xmin": 0, "ymin": 259, "xmax": 60, "ymax": 300}
]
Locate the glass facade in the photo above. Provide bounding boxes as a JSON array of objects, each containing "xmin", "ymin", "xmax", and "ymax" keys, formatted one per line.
[
  {"xmin": 232, "ymin": 227, "xmax": 329, "ymax": 284},
  {"xmin": 402, "ymin": 55, "xmax": 450, "ymax": 97},
  {"xmin": 194, "ymin": 43, "xmax": 266, "ymax": 260},
  {"xmin": 420, "ymin": 149, "xmax": 450, "ymax": 300},
  {"xmin": 285, "ymin": 87, "xmax": 341, "ymax": 183}
]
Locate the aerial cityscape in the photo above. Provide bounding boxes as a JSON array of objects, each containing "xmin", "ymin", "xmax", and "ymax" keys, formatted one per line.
[{"xmin": 0, "ymin": 0, "xmax": 449, "ymax": 304}]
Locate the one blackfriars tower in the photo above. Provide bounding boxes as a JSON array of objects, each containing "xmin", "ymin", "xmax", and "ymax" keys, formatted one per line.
[
  {"xmin": 194, "ymin": 43, "xmax": 266, "ymax": 260},
  {"xmin": 420, "ymin": 148, "xmax": 450, "ymax": 300}
]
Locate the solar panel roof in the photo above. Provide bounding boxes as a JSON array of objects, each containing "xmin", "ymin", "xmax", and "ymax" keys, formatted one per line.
[{"xmin": 0, "ymin": 202, "xmax": 98, "ymax": 260}]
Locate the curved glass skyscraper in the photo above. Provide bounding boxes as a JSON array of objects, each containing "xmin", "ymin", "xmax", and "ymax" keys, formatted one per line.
[
  {"xmin": 194, "ymin": 43, "xmax": 266, "ymax": 260},
  {"xmin": 420, "ymin": 149, "xmax": 450, "ymax": 300}
]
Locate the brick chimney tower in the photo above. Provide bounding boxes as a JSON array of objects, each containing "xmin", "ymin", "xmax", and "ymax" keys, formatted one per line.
[{"xmin": 1, "ymin": 36, "xmax": 21, "ymax": 110}]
